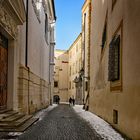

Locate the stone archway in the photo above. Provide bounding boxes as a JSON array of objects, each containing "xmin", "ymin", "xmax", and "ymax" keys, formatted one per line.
[{"xmin": 53, "ymin": 95, "xmax": 60, "ymax": 104}]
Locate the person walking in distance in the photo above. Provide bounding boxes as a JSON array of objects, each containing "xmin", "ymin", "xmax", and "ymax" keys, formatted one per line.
[
  {"xmin": 72, "ymin": 98, "xmax": 75, "ymax": 106},
  {"xmin": 69, "ymin": 97, "xmax": 72, "ymax": 106}
]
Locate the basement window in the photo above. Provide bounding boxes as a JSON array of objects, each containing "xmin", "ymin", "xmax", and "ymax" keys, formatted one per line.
[{"xmin": 113, "ymin": 110, "xmax": 118, "ymax": 124}]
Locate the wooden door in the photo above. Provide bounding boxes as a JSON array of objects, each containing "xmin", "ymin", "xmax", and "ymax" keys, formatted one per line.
[{"xmin": 0, "ymin": 34, "xmax": 8, "ymax": 109}]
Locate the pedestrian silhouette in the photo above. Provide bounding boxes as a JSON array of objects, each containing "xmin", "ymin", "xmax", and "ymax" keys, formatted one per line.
[
  {"xmin": 72, "ymin": 98, "xmax": 75, "ymax": 106},
  {"xmin": 58, "ymin": 97, "xmax": 60, "ymax": 104},
  {"xmin": 69, "ymin": 97, "xmax": 72, "ymax": 106}
]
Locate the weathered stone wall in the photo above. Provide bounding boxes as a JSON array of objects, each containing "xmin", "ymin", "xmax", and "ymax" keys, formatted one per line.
[{"xmin": 18, "ymin": 65, "xmax": 49, "ymax": 114}]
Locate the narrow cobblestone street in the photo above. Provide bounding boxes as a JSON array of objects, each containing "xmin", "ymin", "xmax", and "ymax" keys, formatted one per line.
[{"xmin": 18, "ymin": 104, "xmax": 102, "ymax": 140}]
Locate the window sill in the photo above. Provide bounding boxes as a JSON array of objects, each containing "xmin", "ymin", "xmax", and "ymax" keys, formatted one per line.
[{"xmin": 110, "ymin": 80, "xmax": 122, "ymax": 92}]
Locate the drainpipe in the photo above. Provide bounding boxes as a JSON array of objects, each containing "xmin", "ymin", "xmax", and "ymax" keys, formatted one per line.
[
  {"xmin": 49, "ymin": 43, "xmax": 52, "ymax": 105},
  {"xmin": 49, "ymin": 21, "xmax": 56, "ymax": 105},
  {"xmin": 26, "ymin": 0, "xmax": 30, "ymax": 114}
]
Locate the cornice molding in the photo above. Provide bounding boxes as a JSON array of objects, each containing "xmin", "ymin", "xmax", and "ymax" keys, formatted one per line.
[
  {"xmin": 0, "ymin": 7, "xmax": 17, "ymax": 39},
  {"xmin": 3, "ymin": 0, "xmax": 26, "ymax": 25}
]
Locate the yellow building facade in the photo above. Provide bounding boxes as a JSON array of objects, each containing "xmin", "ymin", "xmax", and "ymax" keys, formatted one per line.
[
  {"xmin": 81, "ymin": 0, "xmax": 91, "ymax": 109},
  {"xmin": 54, "ymin": 49, "xmax": 69, "ymax": 102},
  {"xmin": 89, "ymin": 0, "xmax": 140, "ymax": 139},
  {"xmin": 68, "ymin": 34, "xmax": 82, "ymax": 104}
]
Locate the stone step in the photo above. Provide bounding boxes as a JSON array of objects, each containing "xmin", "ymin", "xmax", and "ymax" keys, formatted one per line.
[
  {"xmin": 0, "ymin": 115, "xmax": 32, "ymax": 128},
  {"xmin": 12, "ymin": 115, "xmax": 32, "ymax": 127},
  {"xmin": 0, "ymin": 110, "xmax": 18, "ymax": 119},
  {"xmin": 0, "ymin": 109, "xmax": 11, "ymax": 114},
  {"xmin": 0, "ymin": 117, "xmax": 38, "ymax": 132},
  {"xmin": 15, "ymin": 117, "xmax": 38, "ymax": 132},
  {"xmin": 0, "ymin": 114, "xmax": 25, "ymax": 122}
]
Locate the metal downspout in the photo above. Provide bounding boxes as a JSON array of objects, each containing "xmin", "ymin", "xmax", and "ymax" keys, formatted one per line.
[{"xmin": 26, "ymin": 0, "xmax": 30, "ymax": 114}]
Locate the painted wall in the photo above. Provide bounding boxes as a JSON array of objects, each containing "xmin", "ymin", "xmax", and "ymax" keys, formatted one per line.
[
  {"xmin": 81, "ymin": 0, "xmax": 91, "ymax": 107},
  {"xmin": 68, "ymin": 34, "xmax": 82, "ymax": 101},
  {"xmin": 16, "ymin": 0, "xmax": 56, "ymax": 113},
  {"xmin": 89, "ymin": 0, "xmax": 140, "ymax": 139},
  {"xmin": 54, "ymin": 50, "xmax": 69, "ymax": 102}
]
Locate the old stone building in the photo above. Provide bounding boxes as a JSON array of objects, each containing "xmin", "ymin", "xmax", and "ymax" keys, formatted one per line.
[
  {"xmin": 68, "ymin": 34, "xmax": 82, "ymax": 104},
  {"xmin": 0, "ymin": 0, "xmax": 56, "ymax": 119},
  {"xmin": 89, "ymin": 0, "xmax": 140, "ymax": 139},
  {"xmin": 53, "ymin": 49, "xmax": 69, "ymax": 103},
  {"xmin": 81, "ymin": 0, "xmax": 91, "ymax": 109}
]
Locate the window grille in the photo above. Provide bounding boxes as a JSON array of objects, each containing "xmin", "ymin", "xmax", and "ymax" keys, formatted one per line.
[{"xmin": 108, "ymin": 35, "xmax": 120, "ymax": 81}]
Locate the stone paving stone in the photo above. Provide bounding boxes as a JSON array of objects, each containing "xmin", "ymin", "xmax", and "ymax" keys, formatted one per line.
[{"xmin": 18, "ymin": 104, "xmax": 102, "ymax": 140}]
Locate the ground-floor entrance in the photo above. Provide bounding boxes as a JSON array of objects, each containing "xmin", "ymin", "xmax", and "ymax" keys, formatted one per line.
[{"xmin": 0, "ymin": 33, "xmax": 8, "ymax": 109}]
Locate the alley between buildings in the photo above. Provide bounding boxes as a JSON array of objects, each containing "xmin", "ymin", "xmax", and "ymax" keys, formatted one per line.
[{"xmin": 15, "ymin": 104, "xmax": 101, "ymax": 140}]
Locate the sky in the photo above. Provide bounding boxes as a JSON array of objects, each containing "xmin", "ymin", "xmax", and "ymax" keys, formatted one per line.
[{"xmin": 55, "ymin": 0, "xmax": 85, "ymax": 50}]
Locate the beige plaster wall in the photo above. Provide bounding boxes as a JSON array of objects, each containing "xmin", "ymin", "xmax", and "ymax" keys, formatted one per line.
[
  {"xmin": 68, "ymin": 34, "xmax": 82, "ymax": 99},
  {"xmin": 89, "ymin": 0, "xmax": 140, "ymax": 139},
  {"xmin": 28, "ymin": 0, "xmax": 50, "ymax": 81},
  {"xmin": 81, "ymin": 0, "xmax": 91, "ymax": 107},
  {"xmin": 54, "ymin": 50, "xmax": 69, "ymax": 102},
  {"xmin": 16, "ymin": 0, "xmax": 56, "ymax": 113}
]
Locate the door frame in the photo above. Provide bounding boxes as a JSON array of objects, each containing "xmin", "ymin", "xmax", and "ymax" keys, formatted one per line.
[{"xmin": 0, "ymin": 33, "xmax": 8, "ymax": 108}]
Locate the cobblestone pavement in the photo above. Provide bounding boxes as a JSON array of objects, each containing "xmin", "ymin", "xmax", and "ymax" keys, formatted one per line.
[{"xmin": 17, "ymin": 104, "xmax": 102, "ymax": 140}]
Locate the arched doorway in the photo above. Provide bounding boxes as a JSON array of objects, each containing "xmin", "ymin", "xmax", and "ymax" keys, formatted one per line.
[{"xmin": 53, "ymin": 95, "xmax": 60, "ymax": 104}]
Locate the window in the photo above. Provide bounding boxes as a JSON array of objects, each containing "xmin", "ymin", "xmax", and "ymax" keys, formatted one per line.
[
  {"xmin": 85, "ymin": 81, "xmax": 88, "ymax": 91},
  {"xmin": 73, "ymin": 64, "xmax": 75, "ymax": 74},
  {"xmin": 79, "ymin": 59, "xmax": 81, "ymax": 71},
  {"xmin": 112, "ymin": 0, "xmax": 117, "ymax": 11},
  {"xmin": 76, "ymin": 44, "xmax": 78, "ymax": 52},
  {"xmin": 69, "ymin": 51, "xmax": 71, "ymax": 59},
  {"xmin": 108, "ymin": 35, "xmax": 120, "ymax": 81},
  {"xmin": 76, "ymin": 61, "xmax": 78, "ymax": 73},
  {"xmin": 72, "ymin": 83, "xmax": 74, "ymax": 89},
  {"xmin": 69, "ymin": 81, "xmax": 71, "ymax": 89},
  {"xmin": 54, "ymin": 81, "xmax": 58, "ymax": 87},
  {"xmin": 69, "ymin": 66, "xmax": 71, "ymax": 76},
  {"xmin": 113, "ymin": 110, "xmax": 118, "ymax": 124},
  {"xmin": 45, "ymin": 14, "xmax": 48, "ymax": 42},
  {"xmin": 101, "ymin": 22, "xmax": 107, "ymax": 51}
]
